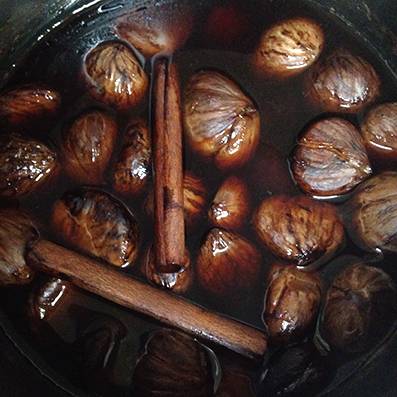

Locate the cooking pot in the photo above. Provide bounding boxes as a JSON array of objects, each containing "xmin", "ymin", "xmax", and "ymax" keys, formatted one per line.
[{"xmin": 0, "ymin": 0, "xmax": 396, "ymax": 396}]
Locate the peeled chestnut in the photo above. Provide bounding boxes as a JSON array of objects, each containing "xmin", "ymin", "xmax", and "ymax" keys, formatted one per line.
[
  {"xmin": 290, "ymin": 117, "xmax": 372, "ymax": 197},
  {"xmin": 208, "ymin": 175, "xmax": 250, "ymax": 231},
  {"xmin": 0, "ymin": 208, "xmax": 37, "ymax": 286},
  {"xmin": 253, "ymin": 194, "xmax": 344, "ymax": 268},
  {"xmin": 183, "ymin": 172, "xmax": 207, "ymax": 226},
  {"xmin": 0, "ymin": 83, "xmax": 61, "ymax": 127},
  {"xmin": 252, "ymin": 17, "xmax": 324, "ymax": 78},
  {"xmin": 196, "ymin": 227, "xmax": 261, "ymax": 296},
  {"xmin": 61, "ymin": 109, "xmax": 117, "ymax": 185},
  {"xmin": 263, "ymin": 264, "xmax": 322, "ymax": 345},
  {"xmin": 361, "ymin": 102, "xmax": 397, "ymax": 163},
  {"xmin": 345, "ymin": 171, "xmax": 397, "ymax": 253},
  {"xmin": 319, "ymin": 263, "xmax": 397, "ymax": 354},
  {"xmin": 307, "ymin": 48, "xmax": 381, "ymax": 113},
  {"xmin": 0, "ymin": 133, "xmax": 58, "ymax": 199},
  {"xmin": 133, "ymin": 328, "xmax": 215, "ymax": 397},
  {"xmin": 113, "ymin": 118, "xmax": 152, "ymax": 196},
  {"xmin": 183, "ymin": 70, "xmax": 260, "ymax": 170},
  {"xmin": 83, "ymin": 41, "xmax": 148, "ymax": 110},
  {"xmin": 52, "ymin": 187, "xmax": 140, "ymax": 267}
]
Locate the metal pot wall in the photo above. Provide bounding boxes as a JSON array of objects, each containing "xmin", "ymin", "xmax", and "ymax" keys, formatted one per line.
[{"xmin": 0, "ymin": 0, "xmax": 396, "ymax": 396}]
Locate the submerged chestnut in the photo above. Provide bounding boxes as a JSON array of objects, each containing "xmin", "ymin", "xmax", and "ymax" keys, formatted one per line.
[
  {"xmin": 253, "ymin": 17, "xmax": 324, "ymax": 78},
  {"xmin": 183, "ymin": 173, "xmax": 207, "ymax": 226},
  {"xmin": 196, "ymin": 227, "xmax": 261, "ymax": 296},
  {"xmin": 133, "ymin": 328, "xmax": 215, "ymax": 397},
  {"xmin": 346, "ymin": 171, "xmax": 397, "ymax": 253},
  {"xmin": 83, "ymin": 41, "xmax": 148, "ymax": 110},
  {"xmin": 307, "ymin": 48, "xmax": 381, "ymax": 113},
  {"xmin": 61, "ymin": 109, "xmax": 118, "ymax": 185},
  {"xmin": 254, "ymin": 194, "xmax": 344, "ymax": 268},
  {"xmin": 319, "ymin": 263, "xmax": 397, "ymax": 354},
  {"xmin": 264, "ymin": 264, "xmax": 322, "ymax": 345},
  {"xmin": 0, "ymin": 133, "xmax": 58, "ymax": 199},
  {"xmin": 52, "ymin": 187, "xmax": 140, "ymax": 267},
  {"xmin": 290, "ymin": 117, "xmax": 372, "ymax": 197},
  {"xmin": 183, "ymin": 70, "xmax": 260, "ymax": 170}
]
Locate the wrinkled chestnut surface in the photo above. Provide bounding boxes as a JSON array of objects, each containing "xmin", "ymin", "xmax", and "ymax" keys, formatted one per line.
[
  {"xmin": 264, "ymin": 264, "xmax": 322, "ymax": 345},
  {"xmin": 254, "ymin": 194, "xmax": 344, "ymax": 268},
  {"xmin": 196, "ymin": 227, "xmax": 261, "ymax": 296},
  {"xmin": 113, "ymin": 118, "xmax": 152, "ymax": 195},
  {"xmin": 253, "ymin": 17, "xmax": 324, "ymax": 78},
  {"xmin": 290, "ymin": 117, "xmax": 372, "ymax": 197},
  {"xmin": 0, "ymin": 133, "xmax": 58, "ymax": 199},
  {"xmin": 320, "ymin": 263, "xmax": 397, "ymax": 354},
  {"xmin": 183, "ymin": 70, "xmax": 260, "ymax": 170},
  {"xmin": 83, "ymin": 41, "xmax": 148, "ymax": 110},
  {"xmin": 133, "ymin": 328, "xmax": 214, "ymax": 397},
  {"xmin": 51, "ymin": 187, "xmax": 140, "ymax": 267},
  {"xmin": 307, "ymin": 48, "xmax": 380, "ymax": 113},
  {"xmin": 61, "ymin": 109, "xmax": 117, "ymax": 185},
  {"xmin": 346, "ymin": 171, "xmax": 397, "ymax": 253},
  {"xmin": 183, "ymin": 173, "xmax": 207, "ymax": 226}
]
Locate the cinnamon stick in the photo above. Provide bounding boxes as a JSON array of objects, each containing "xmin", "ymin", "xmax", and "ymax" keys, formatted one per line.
[
  {"xmin": 27, "ymin": 238, "xmax": 268, "ymax": 360},
  {"xmin": 153, "ymin": 58, "xmax": 186, "ymax": 280}
]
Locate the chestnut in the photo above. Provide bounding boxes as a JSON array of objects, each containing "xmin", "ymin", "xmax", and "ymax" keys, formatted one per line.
[
  {"xmin": 183, "ymin": 70, "xmax": 260, "ymax": 170},
  {"xmin": 61, "ymin": 109, "xmax": 118, "ymax": 185},
  {"xmin": 51, "ymin": 187, "xmax": 140, "ymax": 267},
  {"xmin": 0, "ymin": 133, "xmax": 58, "ymax": 200},
  {"xmin": 82, "ymin": 41, "xmax": 148, "ymax": 111},
  {"xmin": 252, "ymin": 17, "xmax": 324, "ymax": 78},
  {"xmin": 0, "ymin": 208, "xmax": 37, "ymax": 286},
  {"xmin": 307, "ymin": 48, "xmax": 381, "ymax": 113},
  {"xmin": 196, "ymin": 227, "xmax": 262, "ymax": 296},
  {"xmin": 263, "ymin": 264, "xmax": 322, "ymax": 345},
  {"xmin": 345, "ymin": 171, "xmax": 397, "ymax": 253},
  {"xmin": 133, "ymin": 328, "xmax": 215, "ymax": 397},
  {"xmin": 253, "ymin": 194, "xmax": 344, "ymax": 268},
  {"xmin": 360, "ymin": 102, "xmax": 397, "ymax": 163},
  {"xmin": 208, "ymin": 175, "xmax": 250, "ymax": 231},
  {"xmin": 319, "ymin": 263, "xmax": 397, "ymax": 354},
  {"xmin": 183, "ymin": 172, "xmax": 207, "ymax": 226},
  {"xmin": 290, "ymin": 117, "xmax": 372, "ymax": 197},
  {"xmin": 113, "ymin": 117, "xmax": 152, "ymax": 196}
]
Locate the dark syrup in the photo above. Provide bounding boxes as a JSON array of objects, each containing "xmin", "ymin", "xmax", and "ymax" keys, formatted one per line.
[{"xmin": 1, "ymin": 0, "xmax": 397, "ymax": 395}]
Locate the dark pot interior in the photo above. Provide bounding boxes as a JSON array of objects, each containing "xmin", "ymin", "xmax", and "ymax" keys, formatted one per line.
[{"xmin": 0, "ymin": 0, "xmax": 396, "ymax": 396}]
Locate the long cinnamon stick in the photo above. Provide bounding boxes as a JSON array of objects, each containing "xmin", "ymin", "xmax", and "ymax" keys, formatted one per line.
[
  {"xmin": 27, "ymin": 238, "xmax": 268, "ymax": 360},
  {"xmin": 153, "ymin": 58, "xmax": 186, "ymax": 277}
]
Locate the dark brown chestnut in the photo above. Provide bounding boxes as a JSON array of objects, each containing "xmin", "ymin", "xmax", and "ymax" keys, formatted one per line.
[
  {"xmin": 252, "ymin": 18, "xmax": 324, "ymax": 78},
  {"xmin": 113, "ymin": 117, "xmax": 151, "ymax": 196},
  {"xmin": 61, "ymin": 109, "xmax": 118, "ymax": 185},
  {"xmin": 290, "ymin": 117, "xmax": 372, "ymax": 197},
  {"xmin": 183, "ymin": 172, "xmax": 207, "ymax": 226},
  {"xmin": 196, "ymin": 227, "xmax": 262, "ymax": 296},
  {"xmin": 0, "ymin": 133, "xmax": 58, "ymax": 200},
  {"xmin": 319, "ymin": 263, "xmax": 397, "ymax": 354},
  {"xmin": 133, "ymin": 328, "xmax": 215, "ymax": 397},
  {"xmin": 345, "ymin": 171, "xmax": 397, "ymax": 253},
  {"xmin": 263, "ymin": 264, "xmax": 322, "ymax": 345},
  {"xmin": 307, "ymin": 48, "xmax": 381, "ymax": 113},
  {"xmin": 83, "ymin": 41, "xmax": 148, "ymax": 111},
  {"xmin": 183, "ymin": 70, "xmax": 260, "ymax": 170},
  {"xmin": 253, "ymin": 194, "xmax": 344, "ymax": 268},
  {"xmin": 51, "ymin": 187, "xmax": 140, "ymax": 267}
]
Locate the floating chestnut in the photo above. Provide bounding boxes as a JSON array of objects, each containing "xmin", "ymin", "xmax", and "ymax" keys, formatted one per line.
[
  {"xmin": 61, "ymin": 109, "xmax": 118, "ymax": 185},
  {"xmin": 252, "ymin": 17, "xmax": 324, "ymax": 78},
  {"xmin": 183, "ymin": 70, "xmax": 260, "ymax": 170},
  {"xmin": 196, "ymin": 227, "xmax": 262, "ymax": 296},
  {"xmin": 307, "ymin": 48, "xmax": 380, "ymax": 113},
  {"xmin": 253, "ymin": 194, "xmax": 344, "ymax": 268},
  {"xmin": 290, "ymin": 117, "xmax": 372, "ymax": 197},
  {"xmin": 52, "ymin": 187, "xmax": 140, "ymax": 267},
  {"xmin": 83, "ymin": 41, "xmax": 148, "ymax": 110},
  {"xmin": 319, "ymin": 263, "xmax": 397, "ymax": 354},
  {"xmin": 264, "ymin": 264, "xmax": 322, "ymax": 345}
]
